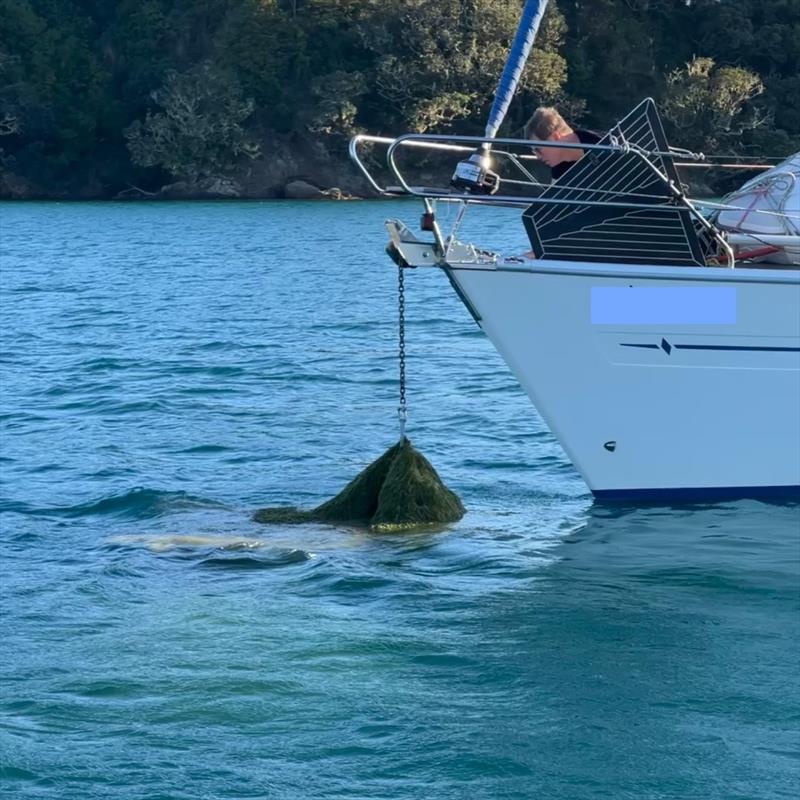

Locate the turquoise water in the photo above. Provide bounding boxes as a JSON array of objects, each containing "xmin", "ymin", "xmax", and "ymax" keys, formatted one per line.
[{"xmin": 1, "ymin": 201, "xmax": 798, "ymax": 799}]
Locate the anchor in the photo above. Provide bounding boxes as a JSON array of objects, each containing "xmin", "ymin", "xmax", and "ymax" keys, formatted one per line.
[{"xmin": 254, "ymin": 260, "xmax": 464, "ymax": 532}]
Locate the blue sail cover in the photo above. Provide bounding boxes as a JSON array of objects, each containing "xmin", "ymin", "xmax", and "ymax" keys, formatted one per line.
[{"xmin": 484, "ymin": 0, "xmax": 550, "ymax": 140}]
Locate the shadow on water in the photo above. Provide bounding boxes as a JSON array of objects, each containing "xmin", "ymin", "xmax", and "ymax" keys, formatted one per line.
[
  {"xmin": 560, "ymin": 498, "xmax": 800, "ymax": 574},
  {"xmin": 448, "ymin": 499, "xmax": 800, "ymax": 796},
  {"xmin": 544, "ymin": 499, "xmax": 800, "ymax": 605}
]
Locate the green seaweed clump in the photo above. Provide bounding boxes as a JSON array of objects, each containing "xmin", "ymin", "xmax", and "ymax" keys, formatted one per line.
[
  {"xmin": 252, "ymin": 507, "xmax": 314, "ymax": 525},
  {"xmin": 253, "ymin": 438, "xmax": 464, "ymax": 532}
]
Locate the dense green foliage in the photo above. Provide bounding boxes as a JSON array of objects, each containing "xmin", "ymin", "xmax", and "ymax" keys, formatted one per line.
[
  {"xmin": 1, "ymin": 0, "xmax": 798, "ymax": 196},
  {"xmin": 125, "ymin": 62, "xmax": 260, "ymax": 180}
]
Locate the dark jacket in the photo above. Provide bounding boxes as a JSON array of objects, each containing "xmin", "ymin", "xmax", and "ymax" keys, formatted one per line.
[{"xmin": 551, "ymin": 129, "xmax": 602, "ymax": 180}]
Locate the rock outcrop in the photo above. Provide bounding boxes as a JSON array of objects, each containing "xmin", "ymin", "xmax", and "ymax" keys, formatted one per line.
[
  {"xmin": 159, "ymin": 177, "xmax": 243, "ymax": 199},
  {"xmin": 283, "ymin": 179, "xmax": 326, "ymax": 200}
]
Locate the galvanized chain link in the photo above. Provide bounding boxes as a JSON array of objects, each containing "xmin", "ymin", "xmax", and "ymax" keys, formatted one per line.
[{"xmin": 397, "ymin": 265, "xmax": 407, "ymax": 439}]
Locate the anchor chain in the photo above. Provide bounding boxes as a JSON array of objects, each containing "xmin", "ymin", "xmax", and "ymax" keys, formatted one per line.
[{"xmin": 397, "ymin": 265, "xmax": 407, "ymax": 440}]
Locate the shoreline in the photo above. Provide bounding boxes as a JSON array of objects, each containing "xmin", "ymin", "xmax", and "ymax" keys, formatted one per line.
[{"xmin": 0, "ymin": 166, "xmax": 717, "ymax": 202}]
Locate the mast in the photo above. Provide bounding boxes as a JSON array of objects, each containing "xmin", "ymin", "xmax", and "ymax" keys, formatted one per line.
[
  {"xmin": 484, "ymin": 0, "xmax": 551, "ymax": 141},
  {"xmin": 451, "ymin": 0, "xmax": 550, "ymax": 195}
]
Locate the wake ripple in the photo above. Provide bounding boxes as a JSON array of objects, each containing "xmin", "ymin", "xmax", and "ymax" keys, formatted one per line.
[
  {"xmin": 0, "ymin": 488, "xmax": 227, "ymax": 520},
  {"xmin": 197, "ymin": 550, "xmax": 311, "ymax": 570}
]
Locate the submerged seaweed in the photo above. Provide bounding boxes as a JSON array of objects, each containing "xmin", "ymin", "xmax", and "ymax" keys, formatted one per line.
[{"xmin": 253, "ymin": 438, "xmax": 464, "ymax": 531}]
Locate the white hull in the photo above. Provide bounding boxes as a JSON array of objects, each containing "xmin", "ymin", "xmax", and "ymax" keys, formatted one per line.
[
  {"xmin": 359, "ymin": 101, "xmax": 800, "ymax": 501},
  {"xmin": 449, "ymin": 260, "xmax": 800, "ymax": 500}
]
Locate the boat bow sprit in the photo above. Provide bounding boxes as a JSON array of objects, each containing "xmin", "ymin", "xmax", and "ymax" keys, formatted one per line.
[{"xmin": 349, "ymin": 2, "xmax": 800, "ymax": 502}]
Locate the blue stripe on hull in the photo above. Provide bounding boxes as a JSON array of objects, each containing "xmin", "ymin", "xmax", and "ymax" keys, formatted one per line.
[{"xmin": 593, "ymin": 485, "xmax": 800, "ymax": 503}]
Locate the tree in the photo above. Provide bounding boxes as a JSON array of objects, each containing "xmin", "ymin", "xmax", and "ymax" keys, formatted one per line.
[
  {"xmin": 0, "ymin": 0, "xmax": 111, "ymax": 169},
  {"xmin": 1, "ymin": 0, "xmax": 798, "ymax": 197},
  {"xmin": 661, "ymin": 56, "xmax": 766, "ymax": 152},
  {"xmin": 215, "ymin": 0, "xmax": 307, "ymax": 131},
  {"xmin": 125, "ymin": 63, "xmax": 260, "ymax": 181},
  {"xmin": 356, "ymin": 0, "xmax": 567, "ymax": 133},
  {"xmin": 307, "ymin": 70, "xmax": 367, "ymax": 137}
]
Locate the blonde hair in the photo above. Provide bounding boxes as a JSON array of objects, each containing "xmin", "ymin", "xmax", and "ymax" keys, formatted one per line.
[{"xmin": 525, "ymin": 107, "xmax": 572, "ymax": 141}]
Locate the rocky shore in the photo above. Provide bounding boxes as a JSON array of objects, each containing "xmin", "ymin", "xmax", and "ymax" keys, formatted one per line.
[
  {"xmin": 0, "ymin": 137, "xmax": 373, "ymax": 201},
  {"xmin": 112, "ymin": 177, "xmax": 360, "ymax": 202},
  {"xmin": 0, "ymin": 139, "xmax": 717, "ymax": 201}
]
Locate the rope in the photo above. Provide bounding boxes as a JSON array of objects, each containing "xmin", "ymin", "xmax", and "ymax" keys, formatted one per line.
[
  {"xmin": 695, "ymin": 200, "xmax": 800, "ymax": 221},
  {"xmin": 397, "ymin": 265, "xmax": 407, "ymax": 440},
  {"xmin": 699, "ymin": 155, "xmax": 788, "ymax": 162}
]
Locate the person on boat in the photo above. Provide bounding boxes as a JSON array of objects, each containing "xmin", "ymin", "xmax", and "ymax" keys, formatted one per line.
[{"xmin": 525, "ymin": 107, "xmax": 601, "ymax": 181}]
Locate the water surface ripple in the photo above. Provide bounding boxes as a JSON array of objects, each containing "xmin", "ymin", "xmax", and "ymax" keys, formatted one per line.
[{"xmin": 1, "ymin": 201, "xmax": 798, "ymax": 799}]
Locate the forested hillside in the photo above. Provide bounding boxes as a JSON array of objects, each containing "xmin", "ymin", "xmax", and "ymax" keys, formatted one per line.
[{"xmin": 1, "ymin": 0, "xmax": 798, "ymax": 198}]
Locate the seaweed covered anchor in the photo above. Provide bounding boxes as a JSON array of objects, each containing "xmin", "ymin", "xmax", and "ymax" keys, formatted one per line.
[
  {"xmin": 254, "ymin": 263, "xmax": 465, "ymax": 532},
  {"xmin": 256, "ymin": 0, "xmax": 557, "ymax": 525}
]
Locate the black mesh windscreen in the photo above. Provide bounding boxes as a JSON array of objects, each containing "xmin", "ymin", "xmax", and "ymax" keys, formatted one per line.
[{"xmin": 522, "ymin": 99, "xmax": 712, "ymax": 266}]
